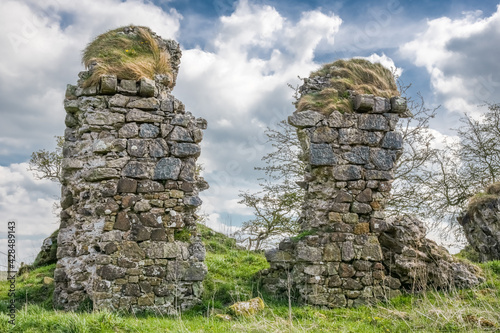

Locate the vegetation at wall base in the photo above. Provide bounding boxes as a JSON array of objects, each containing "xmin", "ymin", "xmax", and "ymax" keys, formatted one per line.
[{"xmin": 0, "ymin": 224, "xmax": 498, "ymax": 332}]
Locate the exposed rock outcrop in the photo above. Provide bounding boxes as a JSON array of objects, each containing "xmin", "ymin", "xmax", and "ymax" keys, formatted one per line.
[
  {"xmin": 33, "ymin": 230, "xmax": 59, "ymax": 268},
  {"xmin": 380, "ymin": 215, "xmax": 483, "ymax": 289},
  {"xmin": 458, "ymin": 183, "xmax": 500, "ymax": 262}
]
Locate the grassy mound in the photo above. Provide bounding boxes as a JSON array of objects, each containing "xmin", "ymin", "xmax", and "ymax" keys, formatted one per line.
[
  {"xmin": 297, "ymin": 58, "xmax": 399, "ymax": 114},
  {"xmin": 82, "ymin": 25, "xmax": 173, "ymax": 87}
]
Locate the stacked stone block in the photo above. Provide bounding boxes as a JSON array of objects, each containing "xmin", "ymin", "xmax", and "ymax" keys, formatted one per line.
[
  {"xmin": 261, "ymin": 94, "xmax": 407, "ymax": 307},
  {"xmin": 54, "ymin": 63, "xmax": 208, "ymax": 313}
]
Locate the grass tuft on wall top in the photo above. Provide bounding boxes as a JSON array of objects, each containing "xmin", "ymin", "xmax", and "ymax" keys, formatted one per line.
[
  {"xmin": 81, "ymin": 25, "xmax": 172, "ymax": 87},
  {"xmin": 297, "ymin": 58, "xmax": 399, "ymax": 114}
]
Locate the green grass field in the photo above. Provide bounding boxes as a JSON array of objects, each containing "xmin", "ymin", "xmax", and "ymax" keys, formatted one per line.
[{"xmin": 0, "ymin": 225, "xmax": 499, "ymax": 332}]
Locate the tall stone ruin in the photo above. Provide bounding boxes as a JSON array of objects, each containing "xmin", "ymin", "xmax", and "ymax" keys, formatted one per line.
[
  {"xmin": 262, "ymin": 92, "xmax": 406, "ymax": 307},
  {"xmin": 54, "ymin": 27, "xmax": 208, "ymax": 313},
  {"xmin": 261, "ymin": 62, "xmax": 482, "ymax": 307},
  {"xmin": 458, "ymin": 182, "xmax": 500, "ymax": 262}
]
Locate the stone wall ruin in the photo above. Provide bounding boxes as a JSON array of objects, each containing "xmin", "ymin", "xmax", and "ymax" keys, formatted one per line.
[
  {"xmin": 261, "ymin": 75, "xmax": 482, "ymax": 307},
  {"xmin": 261, "ymin": 94, "xmax": 408, "ymax": 307},
  {"xmin": 54, "ymin": 30, "xmax": 208, "ymax": 313},
  {"xmin": 458, "ymin": 183, "xmax": 500, "ymax": 262}
]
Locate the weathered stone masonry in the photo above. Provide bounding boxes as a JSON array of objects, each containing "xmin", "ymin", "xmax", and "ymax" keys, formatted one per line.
[
  {"xmin": 261, "ymin": 79, "xmax": 483, "ymax": 307},
  {"xmin": 261, "ymin": 94, "xmax": 406, "ymax": 307},
  {"xmin": 54, "ymin": 37, "xmax": 208, "ymax": 313}
]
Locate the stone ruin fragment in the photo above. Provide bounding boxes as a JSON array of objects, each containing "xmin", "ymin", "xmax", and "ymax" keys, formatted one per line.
[
  {"xmin": 54, "ymin": 27, "xmax": 208, "ymax": 313},
  {"xmin": 261, "ymin": 60, "xmax": 482, "ymax": 307},
  {"xmin": 458, "ymin": 182, "xmax": 500, "ymax": 262}
]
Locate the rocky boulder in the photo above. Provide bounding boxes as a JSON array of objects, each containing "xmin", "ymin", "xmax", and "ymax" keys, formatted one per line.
[
  {"xmin": 32, "ymin": 229, "xmax": 59, "ymax": 268},
  {"xmin": 458, "ymin": 183, "xmax": 500, "ymax": 262},
  {"xmin": 229, "ymin": 297, "xmax": 265, "ymax": 316},
  {"xmin": 379, "ymin": 215, "xmax": 483, "ymax": 290}
]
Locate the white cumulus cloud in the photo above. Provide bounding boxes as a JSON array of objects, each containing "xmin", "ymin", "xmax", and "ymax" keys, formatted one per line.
[{"xmin": 400, "ymin": 7, "xmax": 500, "ymax": 115}]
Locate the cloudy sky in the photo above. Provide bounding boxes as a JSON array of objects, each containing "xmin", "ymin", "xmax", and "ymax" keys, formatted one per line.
[{"xmin": 1, "ymin": 0, "xmax": 500, "ymax": 265}]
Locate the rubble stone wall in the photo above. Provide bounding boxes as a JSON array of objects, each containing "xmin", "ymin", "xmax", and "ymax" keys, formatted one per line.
[
  {"xmin": 54, "ymin": 40, "xmax": 208, "ymax": 313},
  {"xmin": 458, "ymin": 183, "xmax": 500, "ymax": 262},
  {"xmin": 261, "ymin": 94, "xmax": 407, "ymax": 307}
]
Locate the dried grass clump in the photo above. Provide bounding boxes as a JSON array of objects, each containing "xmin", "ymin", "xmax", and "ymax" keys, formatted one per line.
[
  {"xmin": 297, "ymin": 58, "xmax": 399, "ymax": 114},
  {"xmin": 82, "ymin": 26, "xmax": 172, "ymax": 87}
]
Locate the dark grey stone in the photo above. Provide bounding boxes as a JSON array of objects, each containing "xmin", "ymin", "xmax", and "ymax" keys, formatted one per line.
[
  {"xmin": 184, "ymin": 196, "xmax": 202, "ymax": 207},
  {"xmin": 343, "ymin": 146, "xmax": 370, "ymax": 164},
  {"xmin": 160, "ymin": 98, "xmax": 173, "ymax": 112},
  {"xmin": 365, "ymin": 170, "xmax": 393, "ymax": 180},
  {"xmin": 358, "ymin": 114, "xmax": 389, "ymax": 131},
  {"xmin": 144, "ymin": 266, "xmax": 166, "ymax": 277},
  {"xmin": 97, "ymin": 265, "xmax": 126, "ymax": 280},
  {"xmin": 149, "ymin": 138, "xmax": 168, "ymax": 158},
  {"xmin": 363, "ymin": 131, "xmax": 384, "ymax": 146},
  {"xmin": 169, "ymin": 126, "xmax": 193, "ymax": 142},
  {"xmin": 310, "ymin": 143, "xmax": 338, "ymax": 166},
  {"xmin": 130, "ymin": 224, "xmax": 151, "ymax": 241},
  {"xmin": 153, "ymin": 157, "xmax": 182, "ymax": 180},
  {"xmin": 61, "ymin": 186, "xmax": 73, "ymax": 209},
  {"xmin": 179, "ymin": 158, "xmax": 196, "ymax": 181},
  {"xmin": 189, "ymin": 242, "xmax": 206, "ymax": 261},
  {"xmin": 381, "ymin": 132, "xmax": 403, "ymax": 149},
  {"xmin": 339, "ymin": 128, "xmax": 367, "ymax": 145},
  {"xmin": 370, "ymin": 149, "xmax": 396, "ymax": 171},
  {"xmin": 374, "ymin": 97, "xmax": 390, "ymax": 113},
  {"xmin": 185, "ymin": 262, "xmax": 208, "ymax": 281},
  {"xmin": 127, "ymin": 139, "xmax": 148, "ymax": 157},
  {"xmin": 150, "ymin": 228, "xmax": 166, "ymax": 241},
  {"xmin": 139, "ymin": 212, "xmax": 162, "ymax": 227},
  {"xmin": 139, "ymin": 124, "xmax": 160, "ymax": 138},
  {"xmin": 65, "ymin": 114, "xmax": 79, "ymax": 128},
  {"xmin": 171, "ymin": 143, "xmax": 201, "ymax": 158},
  {"xmin": 171, "ymin": 115, "xmax": 191, "ymax": 127},
  {"xmin": 137, "ymin": 180, "xmax": 164, "ymax": 193},
  {"xmin": 122, "ymin": 161, "xmax": 151, "ymax": 179},
  {"xmin": 122, "ymin": 284, "xmax": 141, "ymax": 296}
]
